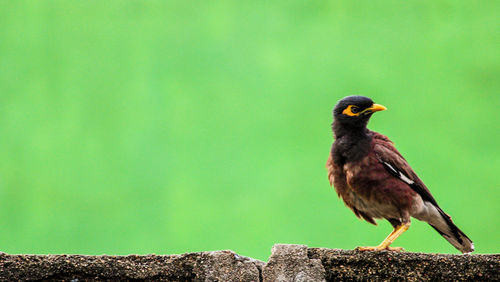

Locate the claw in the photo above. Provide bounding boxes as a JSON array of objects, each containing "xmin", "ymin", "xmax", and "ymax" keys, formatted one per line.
[
  {"xmin": 355, "ymin": 246, "xmax": 405, "ymax": 252},
  {"xmin": 355, "ymin": 246, "xmax": 380, "ymax": 251},
  {"xmin": 386, "ymin": 246, "xmax": 404, "ymax": 252}
]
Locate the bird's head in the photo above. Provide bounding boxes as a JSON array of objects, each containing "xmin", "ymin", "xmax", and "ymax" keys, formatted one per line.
[{"xmin": 333, "ymin": 95, "xmax": 387, "ymax": 131}]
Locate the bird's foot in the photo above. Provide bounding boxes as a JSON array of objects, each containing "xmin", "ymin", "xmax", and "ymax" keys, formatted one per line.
[
  {"xmin": 355, "ymin": 246, "xmax": 405, "ymax": 252},
  {"xmin": 385, "ymin": 246, "xmax": 404, "ymax": 252},
  {"xmin": 355, "ymin": 246, "xmax": 380, "ymax": 251}
]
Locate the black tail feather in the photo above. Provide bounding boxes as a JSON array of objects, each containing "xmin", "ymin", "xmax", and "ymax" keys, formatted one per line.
[{"xmin": 429, "ymin": 208, "xmax": 474, "ymax": 253}]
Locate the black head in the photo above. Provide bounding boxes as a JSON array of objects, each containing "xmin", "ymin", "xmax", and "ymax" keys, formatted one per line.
[{"xmin": 332, "ymin": 95, "xmax": 386, "ymax": 133}]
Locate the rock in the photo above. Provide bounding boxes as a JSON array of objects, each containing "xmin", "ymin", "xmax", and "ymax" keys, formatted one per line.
[
  {"xmin": 308, "ymin": 247, "xmax": 500, "ymax": 281},
  {"xmin": 262, "ymin": 244, "xmax": 325, "ymax": 282},
  {"xmin": 0, "ymin": 251, "xmax": 264, "ymax": 281}
]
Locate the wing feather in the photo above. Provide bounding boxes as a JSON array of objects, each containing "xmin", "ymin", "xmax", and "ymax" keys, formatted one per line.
[{"xmin": 372, "ymin": 132, "xmax": 440, "ymax": 207}]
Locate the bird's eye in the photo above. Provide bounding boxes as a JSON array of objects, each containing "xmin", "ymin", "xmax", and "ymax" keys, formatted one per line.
[{"xmin": 350, "ymin": 106, "xmax": 360, "ymax": 113}]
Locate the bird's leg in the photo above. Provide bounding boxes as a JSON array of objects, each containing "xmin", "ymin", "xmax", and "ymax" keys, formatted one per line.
[{"xmin": 356, "ymin": 222, "xmax": 410, "ymax": 251}]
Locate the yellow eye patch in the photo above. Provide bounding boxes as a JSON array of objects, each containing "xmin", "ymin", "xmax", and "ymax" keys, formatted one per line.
[{"xmin": 342, "ymin": 105, "xmax": 362, "ymax": 116}]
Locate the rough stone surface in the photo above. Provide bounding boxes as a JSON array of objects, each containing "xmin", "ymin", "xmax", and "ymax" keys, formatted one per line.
[
  {"xmin": 263, "ymin": 244, "xmax": 325, "ymax": 282},
  {"xmin": 0, "ymin": 251, "xmax": 264, "ymax": 281},
  {"xmin": 308, "ymin": 247, "xmax": 500, "ymax": 281},
  {"xmin": 0, "ymin": 245, "xmax": 498, "ymax": 281}
]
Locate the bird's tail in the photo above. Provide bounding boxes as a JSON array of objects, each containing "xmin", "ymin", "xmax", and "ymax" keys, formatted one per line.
[{"xmin": 428, "ymin": 208, "xmax": 474, "ymax": 254}]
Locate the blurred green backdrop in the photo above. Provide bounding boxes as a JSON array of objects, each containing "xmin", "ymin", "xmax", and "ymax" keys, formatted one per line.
[{"xmin": 0, "ymin": 1, "xmax": 498, "ymax": 260}]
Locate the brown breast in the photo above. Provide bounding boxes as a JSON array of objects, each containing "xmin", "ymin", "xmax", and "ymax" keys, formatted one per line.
[{"xmin": 327, "ymin": 142, "xmax": 417, "ymax": 222}]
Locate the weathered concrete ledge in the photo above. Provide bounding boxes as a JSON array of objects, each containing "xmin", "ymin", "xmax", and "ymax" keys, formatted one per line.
[{"xmin": 0, "ymin": 244, "xmax": 498, "ymax": 281}]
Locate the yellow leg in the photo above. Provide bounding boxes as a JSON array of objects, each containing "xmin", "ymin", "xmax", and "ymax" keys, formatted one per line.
[{"xmin": 356, "ymin": 222, "xmax": 410, "ymax": 251}]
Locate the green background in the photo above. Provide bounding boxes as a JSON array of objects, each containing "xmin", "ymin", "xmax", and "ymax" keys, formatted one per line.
[{"xmin": 0, "ymin": 1, "xmax": 498, "ymax": 260}]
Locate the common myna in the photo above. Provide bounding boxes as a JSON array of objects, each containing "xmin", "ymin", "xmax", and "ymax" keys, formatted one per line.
[{"xmin": 326, "ymin": 95, "xmax": 474, "ymax": 253}]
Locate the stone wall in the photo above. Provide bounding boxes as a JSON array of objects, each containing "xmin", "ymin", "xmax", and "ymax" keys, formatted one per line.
[{"xmin": 0, "ymin": 244, "xmax": 498, "ymax": 281}]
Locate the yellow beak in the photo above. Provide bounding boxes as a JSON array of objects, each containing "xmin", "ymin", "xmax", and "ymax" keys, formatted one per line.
[{"xmin": 366, "ymin": 104, "xmax": 387, "ymax": 113}]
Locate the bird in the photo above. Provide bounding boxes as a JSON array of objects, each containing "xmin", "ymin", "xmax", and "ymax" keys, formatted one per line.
[{"xmin": 326, "ymin": 95, "xmax": 474, "ymax": 253}]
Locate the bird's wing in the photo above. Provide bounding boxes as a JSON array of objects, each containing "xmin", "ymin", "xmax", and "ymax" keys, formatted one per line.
[
  {"xmin": 371, "ymin": 132, "xmax": 474, "ymax": 252},
  {"xmin": 371, "ymin": 132, "xmax": 440, "ymax": 207}
]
